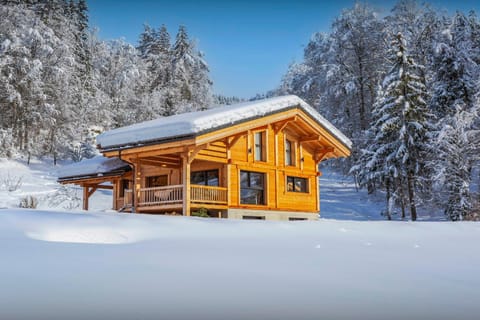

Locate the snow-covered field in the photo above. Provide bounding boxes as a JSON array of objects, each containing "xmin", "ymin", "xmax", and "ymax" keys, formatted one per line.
[{"xmin": 1, "ymin": 158, "xmax": 479, "ymax": 319}]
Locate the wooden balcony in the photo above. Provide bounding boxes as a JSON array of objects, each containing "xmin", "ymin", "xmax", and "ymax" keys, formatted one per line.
[{"xmin": 123, "ymin": 185, "xmax": 228, "ymax": 213}]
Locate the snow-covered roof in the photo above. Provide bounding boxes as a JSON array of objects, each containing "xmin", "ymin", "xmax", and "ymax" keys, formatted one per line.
[
  {"xmin": 57, "ymin": 156, "xmax": 130, "ymax": 181},
  {"xmin": 97, "ymin": 95, "xmax": 352, "ymax": 151}
]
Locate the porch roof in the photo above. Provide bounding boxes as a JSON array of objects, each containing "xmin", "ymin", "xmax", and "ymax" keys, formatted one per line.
[
  {"xmin": 96, "ymin": 95, "xmax": 352, "ymax": 152},
  {"xmin": 57, "ymin": 156, "xmax": 131, "ymax": 184}
]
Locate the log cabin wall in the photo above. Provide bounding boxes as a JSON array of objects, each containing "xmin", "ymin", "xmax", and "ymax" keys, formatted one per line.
[{"xmin": 224, "ymin": 123, "xmax": 319, "ymax": 213}]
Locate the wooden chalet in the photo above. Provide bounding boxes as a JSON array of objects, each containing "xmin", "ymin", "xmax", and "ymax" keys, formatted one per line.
[{"xmin": 58, "ymin": 95, "xmax": 352, "ymax": 220}]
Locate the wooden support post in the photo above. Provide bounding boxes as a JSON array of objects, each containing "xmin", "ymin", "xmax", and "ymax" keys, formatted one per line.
[
  {"xmin": 82, "ymin": 185, "xmax": 98, "ymax": 211},
  {"xmin": 182, "ymin": 154, "xmax": 191, "ymax": 216},
  {"xmin": 83, "ymin": 186, "xmax": 88, "ymax": 211},
  {"xmin": 133, "ymin": 162, "xmax": 140, "ymax": 213},
  {"xmin": 112, "ymin": 179, "xmax": 118, "ymax": 210},
  {"xmin": 274, "ymin": 131, "xmax": 279, "ymax": 209}
]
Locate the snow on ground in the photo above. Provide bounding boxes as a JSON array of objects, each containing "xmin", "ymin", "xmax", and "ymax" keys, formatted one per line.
[
  {"xmin": 319, "ymin": 167, "xmax": 446, "ymax": 221},
  {"xmin": 0, "ymin": 209, "xmax": 479, "ymax": 320},
  {"xmin": 1, "ymin": 158, "xmax": 479, "ymax": 319},
  {"xmin": 0, "ymin": 158, "xmax": 112, "ymax": 211},
  {"xmin": 319, "ymin": 168, "xmax": 385, "ymax": 220}
]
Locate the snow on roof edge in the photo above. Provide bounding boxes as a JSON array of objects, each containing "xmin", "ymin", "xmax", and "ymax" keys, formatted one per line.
[
  {"xmin": 56, "ymin": 156, "xmax": 130, "ymax": 181},
  {"xmin": 97, "ymin": 95, "xmax": 352, "ymax": 151}
]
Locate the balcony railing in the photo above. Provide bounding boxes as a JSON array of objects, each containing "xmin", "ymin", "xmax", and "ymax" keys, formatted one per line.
[
  {"xmin": 139, "ymin": 184, "xmax": 183, "ymax": 207},
  {"xmin": 191, "ymin": 185, "xmax": 227, "ymax": 204},
  {"xmin": 123, "ymin": 184, "xmax": 227, "ymax": 208}
]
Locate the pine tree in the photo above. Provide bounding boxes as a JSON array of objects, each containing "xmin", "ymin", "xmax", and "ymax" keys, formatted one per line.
[
  {"xmin": 357, "ymin": 33, "xmax": 430, "ymax": 221},
  {"xmin": 432, "ymin": 110, "xmax": 477, "ymax": 220}
]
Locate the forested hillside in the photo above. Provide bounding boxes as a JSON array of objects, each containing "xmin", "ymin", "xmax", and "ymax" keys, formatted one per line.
[
  {"xmin": 1, "ymin": 0, "xmax": 479, "ymax": 221},
  {"xmin": 277, "ymin": 1, "xmax": 480, "ymax": 220},
  {"xmin": 0, "ymin": 0, "xmax": 213, "ymax": 162}
]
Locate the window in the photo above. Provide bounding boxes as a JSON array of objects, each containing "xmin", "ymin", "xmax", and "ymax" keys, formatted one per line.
[
  {"xmin": 254, "ymin": 131, "xmax": 266, "ymax": 161},
  {"xmin": 287, "ymin": 176, "xmax": 308, "ymax": 193},
  {"xmin": 289, "ymin": 217, "xmax": 307, "ymax": 221},
  {"xmin": 191, "ymin": 170, "xmax": 219, "ymax": 186},
  {"xmin": 243, "ymin": 216, "xmax": 265, "ymax": 220},
  {"xmin": 285, "ymin": 139, "xmax": 294, "ymax": 166},
  {"xmin": 240, "ymin": 171, "xmax": 265, "ymax": 205},
  {"xmin": 146, "ymin": 175, "xmax": 168, "ymax": 188}
]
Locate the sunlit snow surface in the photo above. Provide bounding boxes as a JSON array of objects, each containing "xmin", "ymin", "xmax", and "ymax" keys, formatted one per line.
[
  {"xmin": 1, "ymin": 158, "xmax": 479, "ymax": 319},
  {"xmin": 1, "ymin": 209, "xmax": 480, "ymax": 320}
]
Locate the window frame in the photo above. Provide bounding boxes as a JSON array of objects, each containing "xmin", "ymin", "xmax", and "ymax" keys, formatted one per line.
[
  {"xmin": 240, "ymin": 170, "xmax": 266, "ymax": 205},
  {"xmin": 285, "ymin": 138, "xmax": 295, "ymax": 166},
  {"xmin": 286, "ymin": 176, "xmax": 308, "ymax": 193},
  {"xmin": 190, "ymin": 169, "xmax": 219, "ymax": 186},
  {"xmin": 253, "ymin": 130, "xmax": 267, "ymax": 162}
]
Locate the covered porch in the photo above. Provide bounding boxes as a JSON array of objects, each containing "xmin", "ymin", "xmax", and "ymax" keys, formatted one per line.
[{"xmin": 122, "ymin": 140, "xmax": 230, "ymax": 215}]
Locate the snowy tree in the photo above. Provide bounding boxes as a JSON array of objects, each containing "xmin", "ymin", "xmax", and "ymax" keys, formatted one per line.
[
  {"xmin": 0, "ymin": 4, "xmax": 74, "ymax": 161},
  {"xmin": 329, "ymin": 3, "xmax": 386, "ymax": 133},
  {"xmin": 430, "ymin": 12, "xmax": 478, "ymax": 118},
  {"xmin": 355, "ymin": 33, "xmax": 430, "ymax": 221},
  {"xmin": 432, "ymin": 110, "xmax": 478, "ymax": 220}
]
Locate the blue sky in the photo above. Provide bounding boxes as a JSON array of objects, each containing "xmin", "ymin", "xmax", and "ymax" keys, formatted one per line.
[{"xmin": 88, "ymin": 0, "xmax": 480, "ymax": 99}]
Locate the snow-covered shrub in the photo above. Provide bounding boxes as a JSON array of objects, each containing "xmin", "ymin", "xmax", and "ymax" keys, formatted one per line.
[
  {"xmin": 1, "ymin": 174, "xmax": 23, "ymax": 192},
  {"xmin": 19, "ymin": 195, "xmax": 38, "ymax": 209},
  {"xmin": 47, "ymin": 185, "xmax": 81, "ymax": 210}
]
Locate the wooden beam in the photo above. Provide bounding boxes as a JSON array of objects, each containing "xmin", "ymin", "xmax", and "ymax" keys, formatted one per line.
[
  {"xmin": 132, "ymin": 160, "xmax": 140, "ymax": 213},
  {"xmin": 102, "ymin": 138, "xmax": 196, "ymax": 157},
  {"xmin": 194, "ymin": 154, "xmax": 228, "ymax": 164},
  {"xmin": 315, "ymin": 146, "xmax": 335, "ymax": 163},
  {"xmin": 124, "ymin": 145, "xmax": 194, "ymax": 161},
  {"xmin": 182, "ymin": 154, "xmax": 191, "ymax": 216},
  {"xmin": 82, "ymin": 186, "xmax": 98, "ymax": 211},
  {"xmin": 188, "ymin": 143, "xmax": 209, "ymax": 164},
  {"xmin": 87, "ymin": 186, "xmax": 97, "ymax": 198},
  {"xmin": 96, "ymin": 185, "xmax": 113, "ymax": 190},
  {"xmin": 226, "ymin": 134, "xmax": 243, "ymax": 150},
  {"xmin": 299, "ymin": 134, "xmax": 321, "ymax": 143},
  {"xmin": 149, "ymin": 155, "xmax": 181, "ymax": 161},
  {"xmin": 83, "ymin": 186, "xmax": 88, "ymax": 211},
  {"xmin": 139, "ymin": 158, "xmax": 180, "ymax": 168},
  {"xmin": 273, "ymin": 116, "xmax": 297, "ymax": 134}
]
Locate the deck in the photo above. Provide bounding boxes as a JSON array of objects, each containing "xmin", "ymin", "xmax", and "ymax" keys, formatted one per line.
[{"xmin": 123, "ymin": 184, "xmax": 228, "ymax": 212}]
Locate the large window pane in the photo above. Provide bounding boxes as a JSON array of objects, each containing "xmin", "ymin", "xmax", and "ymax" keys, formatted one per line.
[
  {"xmin": 207, "ymin": 171, "xmax": 219, "ymax": 186},
  {"xmin": 249, "ymin": 172, "xmax": 264, "ymax": 189},
  {"xmin": 191, "ymin": 171, "xmax": 206, "ymax": 185},
  {"xmin": 240, "ymin": 171, "xmax": 265, "ymax": 205},
  {"xmin": 191, "ymin": 170, "xmax": 219, "ymax": 186}
]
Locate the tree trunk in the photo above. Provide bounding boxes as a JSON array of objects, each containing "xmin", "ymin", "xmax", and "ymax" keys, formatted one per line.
[
  {"xmin": 397, "ymin": 178, "xmax": 406, "ymax": 219},
  {"xmin": 385, "ymin": 179, "xmax": 392, "ymax": 220},
  {"xmin": 407, "ymin": 172, "xmax": 417, "ymax": 221}
]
